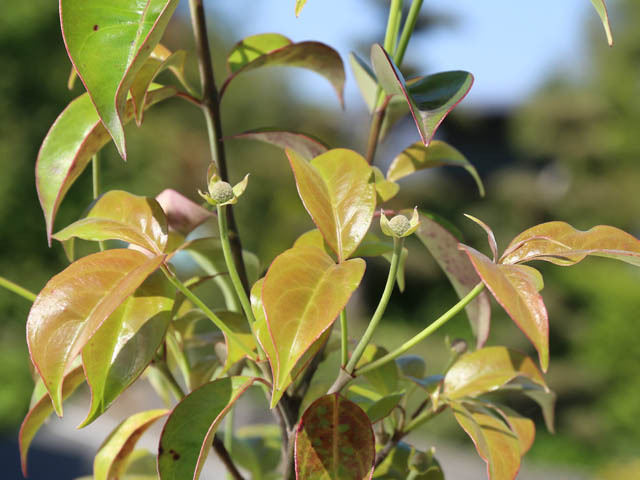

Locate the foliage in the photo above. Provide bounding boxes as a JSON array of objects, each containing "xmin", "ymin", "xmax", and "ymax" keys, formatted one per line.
[{"xmin": 3, "ymin": 1, "xmax": 631, "ymax": 479}]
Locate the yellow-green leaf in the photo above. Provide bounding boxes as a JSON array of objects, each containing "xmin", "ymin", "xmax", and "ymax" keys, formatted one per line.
[
  {"xmin": 295, "ymin": 0, "xmax": 309, "ymax": 17},
  {"xmin": 230, "ymin": 128, "xmax": 329, "ymax": 160},
  {"xmin": 589, "ymin": 0, "xmax": 614, "ymax": 46}
]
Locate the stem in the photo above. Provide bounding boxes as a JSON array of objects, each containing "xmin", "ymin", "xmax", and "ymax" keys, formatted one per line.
[
  {"xmin": 383, "ymin": 0, "xmax": 403, "ymax": 55},
  {"xmin": 404, "ymin": 405, "xmax": 446, "ymax": 434},
  {"xmin": 393, "ymin": 0, "xmax": 424, "ymax": 65},
  {"xmin": 91, "ymin": 153, "xmax": 105, "ymax": 251},
  {"xmin": 188, "ymin": 0, "xmax": 250, "ymax": 295},
  {"xmin": 356, "ymin": 283, "xmax": 485, "ymax": 376},
  {"xmin": 0, "ymin": 276, "xmax": 36, "ymax": 302},
  {"xmin": 339, "ymin": 309, "xmax": 348, "ymax": 366},
  {"xmin": 153, "ymin": 360, "xmax": 186, "ymax": 400},
  {"xmin": 344, "ymin": 237, "xmax": 404, "ymax": 375},
  {"xmin": 161, "ymin": 266, "xmax": 256, "ymax": 360},
  {"xmin": 365, "ymin": 96, "xmax": 390, "ymax": 164}
]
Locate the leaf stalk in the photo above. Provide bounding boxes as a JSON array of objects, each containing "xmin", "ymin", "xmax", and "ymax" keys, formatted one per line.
[{"xmin": 0, "ymin": 276, "xmax": 36, "ymax": 302}]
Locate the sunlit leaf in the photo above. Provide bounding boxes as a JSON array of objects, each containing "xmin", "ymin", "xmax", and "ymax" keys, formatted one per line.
[
  {"xmin": 287, "ymin": 148, "xmax": 376, "ymax": 261},
  {"xmin": 81, "ymin": 273, "xmax": 173, "ymax": 426},
  {"xmin": 94, "ymin": 409, "xmax": 168, "ymax": 480},
  {"xmin": 36, "ymin": 85, "xmax": 176, "ymax": 242},
  {"xmin": 215, "ymin": 311, "xmax": 257, "ymax": 372},
  {"xmin": 461, "ymin": 245, "xmax": 549, "ymax": 371},
  {"xmin": 27, "ymin": 249, "xmax": 164, "ymax": 415},
  {"xmin": 372, "ymin": 167, "xmax": 399, "ymax": 203},
  {"xmin": 295, "ymin": 0, "xmax": 309, "ymax": 17},
  {"xmin": 501, "ymin": 221, "xmax": 640, "ymax": 267},
  {"xmin": 54, "ymin": 190, "xmax": 169, "ymax": 254},
  {"xmin": 444, "ymin": 346, "xmax": 548, "ymax": 400},
  {"xmin": 589, "ymin": 0, "xmax": 614, "ymax": 46},
  {"xmin": 371, "ymin": 44, "xmax": 473, "ymax": 146},
  {"xmin": 416, "ymin": 213, "xmax": 491, "ymax": 348},
  {"xmin": 295, "ymin": 394, "xmax": 375, "ymax": 479},
  {"xmin": 223, "ymin": 33, "xmax": 345, "ymax": 105},
  {"xmin": 230, "ymin": 128, "xmax": 329, "ymax": 160},
  {"xmin": 19, "ymin": 366, "xmax": 85, "ymax": 476},
  {"xmin": 158, "ymin": 376, "xmax": 258, "ymax": 480},
  {"xmin": 60, "ymin": 0, "xmax": 180, "ymax": 157},
  {"xmin": 451, "ymin": 401, "xmax": 522, "ymax": 480},
  {"xmin": 387, "ymin": 141, "xmax": 484, "ymax": 196},
  {"xmin": 155, "ymin": 189, "xmax": 213, "ymax": 236},
  {"xmin": 262, "ymin": 246, "xmax": 365, "ymax": 406},
  {"xmin": 492, "ymin": 404, "xmax": 535, "ymax": 456}
]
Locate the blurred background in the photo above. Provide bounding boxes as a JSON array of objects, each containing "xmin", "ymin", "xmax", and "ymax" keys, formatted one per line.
[{"xmin": 1, "ymin": 0, "xmax": 639, "ymax": 478}]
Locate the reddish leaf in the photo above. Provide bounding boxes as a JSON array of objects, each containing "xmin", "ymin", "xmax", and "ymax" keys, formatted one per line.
[
  {"xmin": 230, "ymin": 128, "xmax": 329, "ymax": 160},
  {"xmin": 27, "ymin": 249, "xmax": 164, "ymax": 415},
  {"xmin": 295, "ymin": 394, "xmax": 375, "ymax": 480},
  {"xmin": 155, "ymin": 189, "xmax": 213, "ymax": 236}
]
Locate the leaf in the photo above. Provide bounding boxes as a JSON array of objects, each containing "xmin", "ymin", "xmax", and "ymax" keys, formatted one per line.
[
  {"xmin": 374, "ymin": 443, "xmax": 443, "ymax": 480},
  {"xmin": 387, "ymin": 141, "xmax": 484, "ymax": 196},
  {"xmin": 349, "ymin": 52, "xmax": 377, "ymax": 113},
  {"xmin": 443, "ymin": 346, "xmax": 548, "ymax": 400},
  {"xmin": 94, "ymin": 409, "xmax": 168, "ymax": 480},
  {"xmin": 36, "ymin": 85, "xmax": 176, "ymax": 242},
  {"xmin": 60, "ymin": 0, "xmax": 180, "ymax": 157},
  {"xmin": 589, "ymin": 0, "xmax": 614, "ymax": 46},
  {"xmin": 19, "ymin": 366, "xmax": 85, "ymax": 476},
  {"xmin": 54, "ymin": 190, "xmax": 169, "ymax": 254},
  {"xmin": 231, "ymin": 424, "xmax": 282, "ymax": 479},
  {"xmin": 295, "ymin": 0, "xmax": 309, "ymax": 17},
  {"xmin": 461, "ymin": 245, "xmax": 550, "ymax": 371},
  {"xmin": 501, "ymin": 221, "xmax": 640, "ymax": 267},
  {"xmin": 215, "ymin": 311, "xmax": 257, "ymax": 373},
  {"xmin": 357, "ymin": 344, "xmax": 399, "ymax": 395},
  {"xmin": 371, "ymin": 44, "xmax": 473, "ymax": 146},
  {"xmin": 27, "ymin": 249, "xmax": 164, "ymax": 415},
  {"xmin": 155, "ymin": 189, "xmax": 213, "ymax": 236},
  {"xmin": 372, "ymin": 167, "xmax": 399, "ymax": 203},
  {"xmin": 230, "ymin": 128, "xmax": 329, "ymax": 160},
  {"xmin": 492, "ymin": 404, "xmax": 535, "ymax": 456},
  {"xmin": 262, "ymin": 246, "xmax": 365, "ymax": 407},
  {"xmin": 395, "ymin": 355, "xmax": 426, "ymax": 379},
  {"xmin": 295, "ymin": 394, "xmax": 375, "ymax": 480},
  {"xmin": 81, "ymin": 273, "xmax": 173, "ymax": 426},
  {"xmin": 451, "ymin": 401, "xmax": 522, "ymax": 480},
  {"xmin": 415, "ymin": 213, "xmax": 491, "ymax": 348},
  {"xmin": 222, "ymin": 33, "xmax": 345, "ymax": 106},
  {"xmin": 346, "ymin": 385, "xmax": 404, "ymax": 424},
  {"xmin": 287, "ymin": 148, "xmax": 376, "ymax": 261},
  {"xmin": 158, "ymin": 376, "xmax": 258, "ymax": 480}
]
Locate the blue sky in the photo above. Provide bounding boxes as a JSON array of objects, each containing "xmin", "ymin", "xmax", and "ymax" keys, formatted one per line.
[{"xmin": 204, "ymin": 0, "xmax": 604, "ymax": 109}]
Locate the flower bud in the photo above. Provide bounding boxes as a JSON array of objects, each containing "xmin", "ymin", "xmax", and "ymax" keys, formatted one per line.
[
  {"xmin": 389, "ymin": 215, "xmax": 411, "ymax": 236},
  {"xmin": 209, "ymin": 181, "xmax": 234, "ymax": 204}
]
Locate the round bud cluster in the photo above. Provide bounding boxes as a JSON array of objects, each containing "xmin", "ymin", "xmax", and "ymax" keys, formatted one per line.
[
  {"xmin": 209, "ymin": 181, "xmax": 234, "ymax": 204},
  {"xmin": 389, "ymin": 214, "xmax": 411, "ymax": 236}
]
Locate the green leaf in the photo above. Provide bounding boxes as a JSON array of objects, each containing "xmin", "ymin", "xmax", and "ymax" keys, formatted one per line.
[
  {"xmin": 231, "ymin": 424, "xmax": 282, "ymax": 479},
  {"xmin": 501, "ymin": 221, "xmax": 640, "ymax": 267},
  {"xmin": 230, "ymin": 128, "xmax": 329, "ymax": 160},
  {"xmin": 215, "ymin": 311, "xmax": 257, "ymax": 373},
  {"xmin": 415, "ymin": 213, "xmax": 491, "ymax": 348},
  {"xmin": 451, "ymin": 401, "xmax": 522, "ymax": 480},
  {"xmin": 395, "ymin": 355, "xmax": 426, "ymax": 379},
  {"xmin": 349, "ymin": 52, "xmax": 377, "ymax": 113},
  {"xmin": 60, "ymin": 0, "xmax": 180, "ymax": 157},
  {"xmin": 155, "ymin": 189, "xmax": 213, "ymax": 236},
  {"xmin": 374, "ymin": 443, "xmax": 444, "ymax": 480},
  {"xmin": 461, "ymin": 245, "xmax": 550, "ymax": 371},
  {"xmin": 372, "ymin": 167, "xmax": 399, "ymax": 203},
  {"xmin": 222, "ymin": 33, "xmax": 345, "ymax": 106},
  {"xmin": 81, "ymin": 273, "xmax": 173, "ymax": 427},
  {"xmin": 158, "ymin": 377, "xmax": 258, "ymax": 480},
  {"xmin": 94, "ymin": 409, "xmax": 168, "ymax": 480},
  {"xmin": 589, "ymin": 0, "xmax": 614, "ymax": 46},
  {"xmin": 505, "ymin": 379, "xmax": 556, "ymax": 434},
  {"xmin": 287, "ymin": 148, "xmax": 376, "ymax": 261},
  {"xmin": 443, "ymin": 346, "xmax": 548, "ymax": 400},
  {"xmin": 387, "ymin": 141, "xmax": 484, "ymax": 197},
  {"xmin": 295, "ymin": 0, "xmax": 309, "ymax": 17},
  {"xmin": 371, "ymin": 44, "xmax": 473, "ymax": 146},
  {"xmin": 19, "ymin": 366, "xmax": 85, "ymax": 477},
  {"xmin": 54, "ymin": 190, "xmax": 169, "ymax": 254},
  {"xmin": 36, "ymin": 85, "xmax": 176, "ymax": 242},
  {"xmin": 295, "ymin": 394, "xmax": 375, "ymax": 479},
  {"xmin": 27, "ymin": 249, "xmax": 164, "ymax": 415},
  {"xmin": 262, "ymin": 246, "xmax": 365, "ymax": 407},
  {"xmin": 357, "ymin": 344, "xmax": 399, "ymax": 395},
  {"xmin": 346, "ymin": 385, "xmax": 404, "ymax": 424}
]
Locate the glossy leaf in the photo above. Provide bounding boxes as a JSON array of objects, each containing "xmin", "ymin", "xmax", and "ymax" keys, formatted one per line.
[
  {"xmin": 19, "ymin": 366, "xmax": 85, "ymax": 476},
  {"xmin": 590, "ymin": 0, "xmax": 614, "ymax": 46},
  {"xmin": 36, "ymin": 85, "xmax": 176, "ymax": 242},
  {"xmin": 451, "ymin": 402, "xmax": 522, "ymax": 480},
  {"xmin": 158, "ymin": 376, "xmax": 257, "ymax": 480},
  {"xmin": 371, "ymin": 44, "xmax": 473, "ymax": 146},
  {"xmin": 287, "ymin": 148, "xmax": 376, "ymax": 261},
  {"xmin": 223, "ymin": 33, "xmax": 345, "ymax": 105},
  {"xmin": 416, "ymin": 213, "xmax": 491, "ymax": 348},
  {"xmin": 444, "ymin": 346, "xmax": 548, "ymax": 400},
  {"xmin": 60, "ymin": 0, "xmax": 180, "ymax": 157},
  {"xmin": 230, "ymin": 128, "xmax": 329, "ymax": 160},
  {"xmin": 94, "ymin": 409, "xmax": 168, "ymax": 480},
  {"xmin": 81, "ymin": 273, "xmax": 173, "ymax": 426},
  {"xmin": 461, "ymin": 245, "xmax": 549, "ymax": 371},
  {"xmin": 501, "ymin": 221, "xmax": 640, "ymax": 267},
  {"xmin": 295, "ymin": 394, "xmax": 375, "ymax": 480},
  {"xmin": 262, "ymin": 246, "xmax": 365, "ymax": 406},
  {"xmin": 54, "ymin": 190, "xmax": 169, "ymax": 254},
  {"xmin": 27, "ymin": 249, "xmax": 164, "ymax": 415},
  {"xmin": 387, "ymin": 141, "xmax": 484, "ymax": 196},
  {"xmin": 155, "ymin": 189, "xmax": 213, "ymax": 236},
  {"xmin": 372, "ymin": 167, "xmax": 399, "ymax": 203}
]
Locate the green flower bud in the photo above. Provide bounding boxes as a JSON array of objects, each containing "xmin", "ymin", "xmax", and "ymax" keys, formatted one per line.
[
  {"xmin": 209, "ymin": 181, "xmax": 234, "ymax": 204},
  {"xmin": 389, "ymin": 214, "xmax": 411, "ymax": 236}
]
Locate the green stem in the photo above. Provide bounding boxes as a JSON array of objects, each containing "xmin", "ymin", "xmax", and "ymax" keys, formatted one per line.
[
  {"xmin": 161, "ymin": 266, "xmax": 256, "ymax": 360},
  {"xmin": 393, "ymin": 0, "xmax": 424, "ymax": 66},
  {"xmin": 404, "ymin": 405, "xmax": 446, "ymax": 434},
  {"xmin": 0, "ymin": 276, "xmax": 36, "ymax": 302},
  {"xmin": 340, "ymin": 309, "xmax": 348, "ymax": 367},
  {"xmin": 345, "ymin": 237, "xmax": 404, "ymax": 375},
  {"xmin": 356, "ymin": 282, "xmax": 485, "ymax": 376},
  {"xmin": 91, "ymin": 153, "xmax": 105, "ymax": 251},
  {"xmin": 383, "ymin": 0, "xmax": 403, "ymax": 55}
]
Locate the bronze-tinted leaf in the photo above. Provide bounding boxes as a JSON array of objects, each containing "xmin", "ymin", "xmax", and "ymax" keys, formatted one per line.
[
  {"xmin": 27, "ymin": 249, "xmax": 164, "ymax": 415},
  {"xmin": 295, "ymin": 394, "xmax": 375, "ymax": 479},
  {"xmin": 155, "ymin": 189, "xmax": 213, "ymax": 236},
  {"xmin": 230, "ymin": 128, "xmax": 329, "ymax": 160}
]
